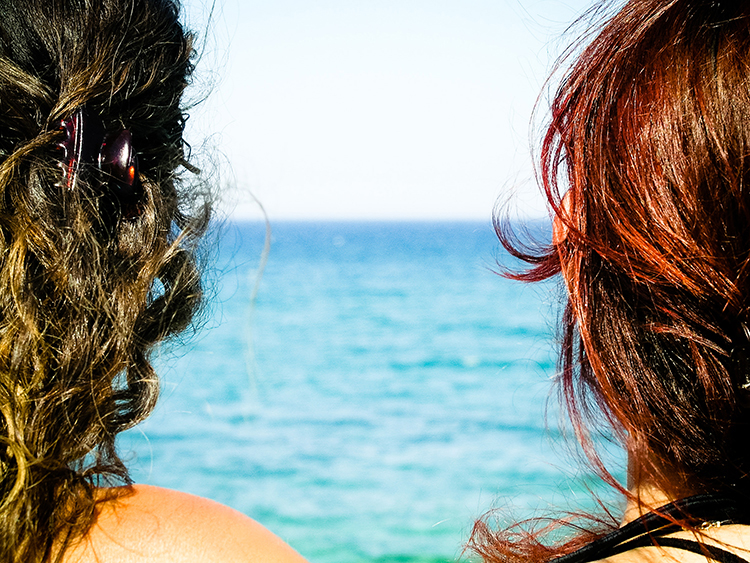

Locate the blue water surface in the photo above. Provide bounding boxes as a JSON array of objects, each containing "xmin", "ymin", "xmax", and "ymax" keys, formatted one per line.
[{"xmin": 120, "ymin": 221, "xmax": 623, "ymax": 563}]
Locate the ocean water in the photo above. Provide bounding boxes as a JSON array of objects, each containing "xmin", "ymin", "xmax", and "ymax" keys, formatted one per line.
[{"xmin": 120, "ymin": 221, "xmax": 624, "ymax": 563}]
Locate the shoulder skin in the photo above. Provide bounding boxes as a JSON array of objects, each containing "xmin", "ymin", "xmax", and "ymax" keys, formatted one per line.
[{"xmin": 62, "ymin": 484, "xmax": 309, "ymax": 563}]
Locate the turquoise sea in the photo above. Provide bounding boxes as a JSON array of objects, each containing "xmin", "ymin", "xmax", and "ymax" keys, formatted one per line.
[{"xmin": 120, "ymin": 221, "xmax": 624, "ymax": 563}]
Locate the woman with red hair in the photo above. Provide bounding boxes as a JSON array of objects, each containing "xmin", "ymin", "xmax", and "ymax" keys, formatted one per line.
[{"xmin": 472, "ymin": 1, "xmax": 750, "ymax": 562}]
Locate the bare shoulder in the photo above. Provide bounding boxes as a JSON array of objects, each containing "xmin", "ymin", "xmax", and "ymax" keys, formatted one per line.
[{"xmin": 63, "ymin": 484, "xmax": 308, "ymax": 563}]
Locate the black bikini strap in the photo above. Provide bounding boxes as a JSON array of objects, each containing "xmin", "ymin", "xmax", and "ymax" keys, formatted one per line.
[
  {"xmin": 657, "ymin": 537, "xmax": 750, "ymax": 563},
  {"xmin": 552, "ymin": 495, "xmax": 750, "ymax": 563}
]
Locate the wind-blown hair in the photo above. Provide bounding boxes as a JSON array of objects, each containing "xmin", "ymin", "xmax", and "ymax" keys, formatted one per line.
[
  {"xmin": 471, "ymin": 1, "xmax": 750, "ymax": 561},
  {"xmin": 0, "ymin": 0, "xmax": 205, "ymax": 561}
]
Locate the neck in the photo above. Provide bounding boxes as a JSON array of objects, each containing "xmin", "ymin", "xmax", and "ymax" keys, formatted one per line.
[
  {"xmin": 622, "ymin": 481, "xmax": 674, "ymax": 524},
  {"xmin": 623, "ymin": 452, "xmax": 693, "ymax": 525}
]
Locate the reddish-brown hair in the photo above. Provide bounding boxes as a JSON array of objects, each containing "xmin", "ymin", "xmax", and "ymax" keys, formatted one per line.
[{"xmin": 471, "ymin": 0, "xmax": 750, "ymax": 560}]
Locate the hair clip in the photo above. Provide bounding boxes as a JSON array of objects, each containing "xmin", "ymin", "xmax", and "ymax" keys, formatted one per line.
[
  {"xmin": 56, "ymin": 106, "xmax": 143, "ymax": 218},
  {"xmin": 99, "ymin": 129, "xmax": 143, "ymax": 217},
  {"xmin": 56, "ymin": 107, "xmax": 105, "ymax": 190}
]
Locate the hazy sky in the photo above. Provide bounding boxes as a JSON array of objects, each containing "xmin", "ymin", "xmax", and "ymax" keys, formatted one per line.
[{"xmin": 182, "ymin": 0, "xmax": 596, "ymax": 221}]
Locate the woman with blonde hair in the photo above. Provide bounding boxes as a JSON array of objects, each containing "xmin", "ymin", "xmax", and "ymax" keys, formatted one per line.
[{"xmin": 0, "ymin": 0, "xmax": 307, "ymax": 561}]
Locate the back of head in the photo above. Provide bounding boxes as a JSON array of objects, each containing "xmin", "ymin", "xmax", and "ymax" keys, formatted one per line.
[
  {"xmin": 543, "ymin": 0, "xmax": 750, "ymax": 499},
  {"xmin": 478, "ymin": 0, "xmax": 750, "ymax": 561},
  {"xmin": 0, "ymin": 0, "xmax": 203, "ymax": 560}
]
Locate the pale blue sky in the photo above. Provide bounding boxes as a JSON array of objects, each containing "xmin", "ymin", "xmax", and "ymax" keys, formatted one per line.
[{"xmin": 182, "ymin": 0, "xmax": 596, "ymax": 221}]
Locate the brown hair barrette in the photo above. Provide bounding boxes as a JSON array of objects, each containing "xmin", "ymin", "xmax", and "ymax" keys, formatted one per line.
[{"xmin": 56, "ymin": 106, "xmax": 143, "ymax": 218}]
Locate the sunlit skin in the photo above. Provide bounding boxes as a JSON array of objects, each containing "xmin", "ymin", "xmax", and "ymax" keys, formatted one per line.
[{"xmin": 61, "ymin": 486, "xmax": 309, "ymax": 563}]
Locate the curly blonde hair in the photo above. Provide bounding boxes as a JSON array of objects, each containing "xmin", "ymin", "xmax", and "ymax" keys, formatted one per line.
[{"xmin": 0, "ymin": 0, "xmax": 206, "ymax": 560}]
